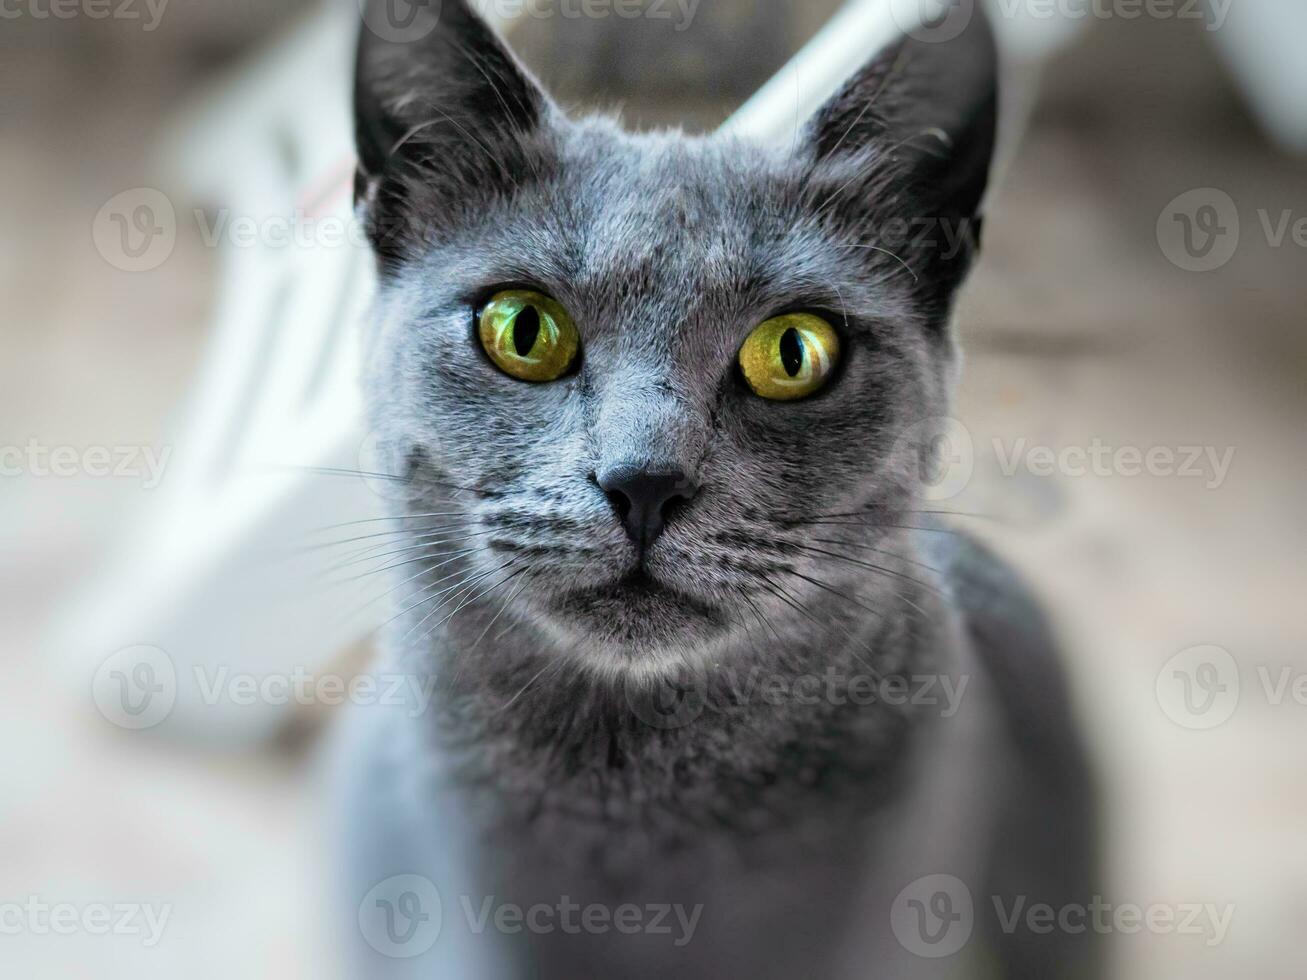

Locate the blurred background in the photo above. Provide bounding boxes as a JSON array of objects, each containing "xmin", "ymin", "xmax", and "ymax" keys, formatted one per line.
[{"xmin": 2, "ymin": 0, "xmax": 1305, "ymax": 976}]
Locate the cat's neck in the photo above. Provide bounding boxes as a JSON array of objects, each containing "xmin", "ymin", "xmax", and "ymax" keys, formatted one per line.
[{"xmin": 392, "ymin": 575, "xmax": 961, "ymax": 834}]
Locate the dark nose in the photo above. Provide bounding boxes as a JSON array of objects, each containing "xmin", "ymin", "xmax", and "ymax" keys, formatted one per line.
[{"xmin": 597, "ymin": 465, "xmax": 698, "ymax": 549}]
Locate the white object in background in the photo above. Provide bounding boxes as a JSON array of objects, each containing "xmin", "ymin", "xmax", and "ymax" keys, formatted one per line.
[
  {"xmin": 1210, "ymin": 0, "xmax": 1307, "ymax": 154},
  {"xmin": 64, "ymin": 3, "xmax": 383, "ymax": 746}
]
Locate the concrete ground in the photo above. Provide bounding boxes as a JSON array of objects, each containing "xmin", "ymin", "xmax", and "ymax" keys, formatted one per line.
[{"xmin": 1, "ymin": 6, "xmax": 1303, "ymax": 978}]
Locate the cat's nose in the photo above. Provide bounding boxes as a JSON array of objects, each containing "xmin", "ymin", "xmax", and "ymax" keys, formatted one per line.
[{"xmin": 596, "ymin": 465, "xmax": 698, "ymax": 549}]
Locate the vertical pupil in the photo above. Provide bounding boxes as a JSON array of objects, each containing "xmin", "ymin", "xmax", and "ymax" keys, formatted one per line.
[
  {"xmin": 779, "ymin": 327, "xmax": 804, "ymax": 377},
  {"xmin": 512, "ymin": 306, "xmax": 542, "ymax": 357}
]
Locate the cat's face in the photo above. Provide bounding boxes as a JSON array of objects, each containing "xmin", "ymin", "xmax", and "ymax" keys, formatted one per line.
[{"xmin": 355, "ymin": 1, "xmax": 996, "ymax": 671}]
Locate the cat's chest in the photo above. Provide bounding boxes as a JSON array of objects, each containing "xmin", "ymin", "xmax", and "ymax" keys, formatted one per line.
[{"xmin": 471, "ymin": 798, "xmax": 877, "ymax": 980}]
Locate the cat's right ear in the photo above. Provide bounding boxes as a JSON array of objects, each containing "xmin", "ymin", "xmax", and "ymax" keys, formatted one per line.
[
  {"xmin": 354, "ymin": 0, "xmax": 553, "ymax": 267},
  {"xmin": 800, "ymin": 0, "xmax": 998, "ymax": 273}
]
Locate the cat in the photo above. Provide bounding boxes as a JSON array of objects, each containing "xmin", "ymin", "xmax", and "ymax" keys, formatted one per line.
[{"xmin": 335, "ymin": 1, "xmax": 1100, "ymax": 977}]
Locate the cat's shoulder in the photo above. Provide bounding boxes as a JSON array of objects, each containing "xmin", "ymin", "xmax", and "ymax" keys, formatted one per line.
[{"xmin": 926, "ymin": 527, "xmax": 1091, "ymax": 777}]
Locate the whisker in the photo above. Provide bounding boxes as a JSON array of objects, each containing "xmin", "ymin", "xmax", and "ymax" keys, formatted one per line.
[
  {"xmin": 367, "ymin": 557, "xmax": 514, "ymax": 636},
  {"xmin": 340, "ymin": 548, "xmax": 481, "ymax": 614},
  {"xmin": 758, "ymin": 577, "xmax": 881, "ymax": 676},
  {"xmin": 737, "ymin": 587, "xmax": 782, "ymax": 643},
  {"xmin": 498, "ymin": 656, "xmax": 564, "ymax": 714},
  {"xmin": 322, "ymin": 523, "xmax": 485, "ymax": 569},
  {"xmin": 402, "ymin": 558, "xmax": 523, "ymax": 644},
  {"xmin": 788, "ymin": 563, "xmax": 930, "ymax": 622},
  {"xmin": 775, "ymin": 519, "xmax": 968, "ymax": 536},
  {"xmin": 786, "ymin": 542, "xmax": 946, "ymax": 601},
  {"xmin": 808, "ymin": 538, "xmax": 942, "ymax": 576},
  {"xmin": 470, "ymin": 571, "xmax": 535, "ymax": 652},
  {"xmin": 321, "ymin": 530, "xmax": 499, "ymax": 580},
  {"xmin": 291, "ymin": 465, "xmax": 492, "ymax": 500},
  {"xmin": 424, "ymin": 564, "xmax": 531, "ymax": 649},
  {"xmin": 307, "ymin": 511, "xmax": 476, "ymax": 534}
]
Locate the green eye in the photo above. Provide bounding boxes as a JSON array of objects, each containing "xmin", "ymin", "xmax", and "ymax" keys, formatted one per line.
[
  {"xmin": 739, "ymin": 313, "xmax": 841, "ymax": 401},
  {"xmin": 478, "ymin": 289, "xmax": 580, "ymax": 383}
]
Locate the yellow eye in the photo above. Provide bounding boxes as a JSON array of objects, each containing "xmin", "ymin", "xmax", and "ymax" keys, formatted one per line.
[
  {"xmin": 478, "ymin": 289, "xmax": 580, "ymax": 383},
  {"xmin": 739, "ymin": 313, "xmax": 841, "ymax": 401}
]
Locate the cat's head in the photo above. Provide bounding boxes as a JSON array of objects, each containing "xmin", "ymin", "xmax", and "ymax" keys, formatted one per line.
[{"xmin": 354, "ymin": 0, "xmax": 997, "ymax": 674}]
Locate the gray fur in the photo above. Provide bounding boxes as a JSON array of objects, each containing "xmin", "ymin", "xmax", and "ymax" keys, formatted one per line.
[{"xmin": 336, "ymin": 2, "xmax": 1099, "ymax": 977}]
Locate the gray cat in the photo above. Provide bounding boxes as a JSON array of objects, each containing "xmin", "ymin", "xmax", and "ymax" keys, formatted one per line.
[{"xmin": 335, "ymin": 2, "xmax": 1099, "ymax": 977}]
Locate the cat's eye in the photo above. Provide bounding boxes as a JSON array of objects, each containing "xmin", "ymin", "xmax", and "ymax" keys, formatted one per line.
[
  {"xmin": 738, "ymin": 313, "xmax": 841, "ymax": 401},
  {"xmin": 477, "ymin": 289, "xmax": 580, "ymax": 383}
]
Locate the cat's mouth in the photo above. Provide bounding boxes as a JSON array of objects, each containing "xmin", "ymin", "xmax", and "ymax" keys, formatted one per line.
[
  {"xmin": 600, "ymin": 569, "xmax": 716, "ymax": 611},
  {"xmin": 555, "ymin": 567, "xmax": 723, "ymax": 633}
]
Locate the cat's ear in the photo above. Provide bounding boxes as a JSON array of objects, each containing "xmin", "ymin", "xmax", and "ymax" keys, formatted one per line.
[
  {"xmin": 354, "ymin": 0, "xmax": 553, "ymax": 265},
  {"xmin": 803, "ymin": 1, "xmax": 998, "ymax": 233}
]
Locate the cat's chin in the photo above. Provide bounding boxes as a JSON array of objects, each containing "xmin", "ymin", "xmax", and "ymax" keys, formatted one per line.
[{"xmin": 543, "ymin": 569, "xmax": 732, "ymax": 662}]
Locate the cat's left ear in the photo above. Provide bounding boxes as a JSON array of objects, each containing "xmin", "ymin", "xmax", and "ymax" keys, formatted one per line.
[
  {"xmin": 803, "ymin": 0, "xmax": 998, "ymax": 231},
  {"xmin": 354, "ymin": 0, "xmax": 553, "ymax": 265}
]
